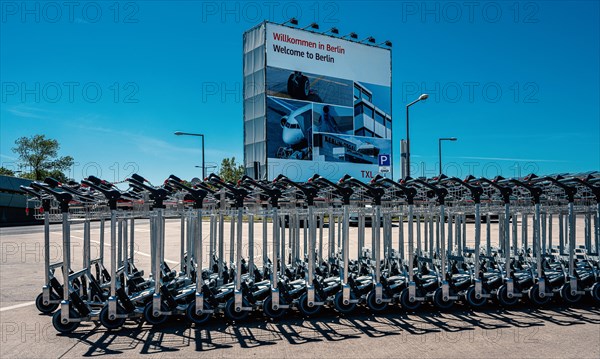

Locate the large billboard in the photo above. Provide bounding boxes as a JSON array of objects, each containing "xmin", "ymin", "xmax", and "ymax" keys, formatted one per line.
[{"xmin": 243, "ymin": 22, "xmax": 392, "ymax": 182}]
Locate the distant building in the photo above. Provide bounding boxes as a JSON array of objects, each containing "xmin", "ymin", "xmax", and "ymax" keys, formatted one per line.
[
  {"xmin": 353, "ymin": 82, "xmax": 392, "ymax": 139},
  {"xmin": 0, "ymin": 175, "xmax": 38, "ymax": 226},
  {"xmin": 313, "ymin": 133, "xmax": 378, "ymax": 164}
]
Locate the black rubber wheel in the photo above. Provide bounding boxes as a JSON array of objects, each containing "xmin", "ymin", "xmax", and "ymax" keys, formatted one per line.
[
  {"xmin": 433, "ymin": 287, "xmax": 455, "ymax": 310},
  {"xmin": 143, "ymin": 302, "xmax": 168, "ymax": 325},
  {"xmin": 559, "ymin": 283, "xmax": 582, "ymax": 304},
  {"xmin": 465, "ymin": 285, "xmax": 487, "ymax": 308},
  {"xmin": 333, "ymin": 291, "xmax": 357, "ymax": 314},
  {"xmin": 262, "ymin": 295, "xmax": 287, "ymax": 320},
  {"xmin": 366, "ymin": 290, "xmax": 389, "ymax": 312},
  {"xmin": 52, "ymin": 309, "xmax": 80, "ymax": 334},
  {"xmin": 287, "ymin": 73, "xmax": 310, "ymax": 100},
  {"xmin": 186, "ymin": 302, "xmax": 212, "ymax": 325},
  {"xmin": 287, "ymin": 74, "xmax": 297, "ymax": 98},
  {"xmin": 297, "ymin": 293, "xmax": 322, "ymax": 317},
  {"xmin": 496, "ymin": 285, "xmax": 519, "ymax": 307},
  {"xmin": 298, "ymin": 76, "xmax": 310, "ymax": 99},
  {"xmin": 99, "ymin": 305, "xmax": 126, "ymax": 330},
  {"xmin": 591, "ymin": 282, "xmax": 600, "ymax": 303},
  {"xmin": 224, "ymin": 298, "xmax": 249, "ymax": 321},
  {"xmin": 35, "ymin": 292, "xmax": 59, "ymax": 314},
  {"xmin": 399, "ymin": 288, "xmax": 421, "ymax": 311},
  {"xmin": 528, "ymin": 283, "xmax": 551, "ymax": 306}
]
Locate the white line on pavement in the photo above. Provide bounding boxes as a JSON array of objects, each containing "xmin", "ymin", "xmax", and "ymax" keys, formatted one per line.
[
  {"xmin": 70, "ymin": 235, "xmax": 178, "ymax": 264},
  {"xmin": 0, "ymin": 301, "xmax": 36, "ymax": 312}
]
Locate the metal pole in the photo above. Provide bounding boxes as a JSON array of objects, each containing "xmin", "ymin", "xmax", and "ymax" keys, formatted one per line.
[
  {"xmin": 438, "ymin": 139, "xmax": 442, "ymax": 174},
  {"xmin": 406, "ymin": 105, "xmax": 410, "ymax": 177},
  {"xmin": 201, "ymin": 134, "xmax": 206, "ymax": 179}
]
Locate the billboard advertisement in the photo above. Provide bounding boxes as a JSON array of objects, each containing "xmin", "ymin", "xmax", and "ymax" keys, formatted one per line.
[
  {"xmin": 244, "ymin": 22, "xmax": 392, "ymax": 182},
  {"xmin": 265, "ymin": 23, "xmax": 392, "ymax": 182}
]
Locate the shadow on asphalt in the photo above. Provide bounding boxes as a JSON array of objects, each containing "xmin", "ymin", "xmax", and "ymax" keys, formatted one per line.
[{"xmin": 51, "ymin": 300, "xmax": 600, "ymax": 356}]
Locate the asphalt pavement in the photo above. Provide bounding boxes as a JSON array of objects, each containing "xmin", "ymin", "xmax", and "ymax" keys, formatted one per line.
[{"xmin": 1, "ymin": 220, "xmax": 599, "ymax": 358}]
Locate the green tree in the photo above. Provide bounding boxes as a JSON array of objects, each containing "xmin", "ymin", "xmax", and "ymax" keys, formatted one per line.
[
  {"xmin": 12, "ymin": 135, "xmax": 74, "ymax": 181},
  {"xmin": 218, "ymin": 157, "xmax": 245, "ymax": 183},
  {"xmin": 0, "ymin": 167, "xmax": 15, "ymax": 176}
]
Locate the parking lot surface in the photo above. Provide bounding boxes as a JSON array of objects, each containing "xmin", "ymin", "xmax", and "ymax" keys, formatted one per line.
[{"xmin": 1, "ymin": 220, "xmax": 599, "ymax": 358}]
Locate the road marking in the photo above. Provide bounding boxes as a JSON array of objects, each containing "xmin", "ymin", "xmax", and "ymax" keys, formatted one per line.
[
  {"xmin": 0, "ymin": 234, "xmax": 178, "ymax": 312},
  {"xmin": 0, "ymin": 301, "xmax": 36, "ymax": 312},
  {"xmin": 70, "ymin": 235, "xmax": 178, "ymax": 265}
]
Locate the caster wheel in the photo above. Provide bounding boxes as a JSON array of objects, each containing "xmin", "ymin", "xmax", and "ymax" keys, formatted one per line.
[
  {"xmin": 591, "ymin": 282, "xmax": 600, "ymax": 303},
  {"xmin": 143, "ymin": 302, "xmax": 168, "ymax": 325},
  {"xmin": 263, "ymin": 295, "xmax": 287, "ymax": 320},
  {"xmin": 399, "ymin": 288, "xmax": 421, "ymax": 311},
  {"xmin": 433, "ymin": 288, "xmax": 455, "ymax": 310},
  {"xmin": 528, "ymin": 284, "xmax": 551, "ymax": 306},
  {"xmin": 559, "ymin": 283, "xmax": 582, "ymax": 304},
  {"xmin": 52, "ymin": 309, "xmax": 80, "ymax": 334},
  {"xmin": 99, "ymin": 305, "xmax": 126, "ymax": 330},
  {"xmin": 35, "ymin": 292, "xmax": 59, "ymax": 314},
  {"xmin": 496, "ymin": 285, "xmax": 519, "ymax": 307},
  {"xmin": 465, "ymin": 285, "xmax": 487, "ymax": 308},
  {"xmin": 297, "ymin": 293, "xmax": 322, "ymax": 317},
  {"xmin": 224, "ymin": 298, "xmax": 249, "ymax": 321},
  {"xmin": 186, "ymin": 302, "xmax": 212, "ymax": 325},
  {"xmin": 366, "ymin": 290, "xmax": 389, "ymax": 312},
  {"xmin": 333, "ymin": 291, "xmax": 357, "ymax": 314}
]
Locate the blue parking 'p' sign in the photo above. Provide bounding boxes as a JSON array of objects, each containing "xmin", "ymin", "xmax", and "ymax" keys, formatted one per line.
[{"xmin": 378, "ymin": 154, "xmax": 390, "ymax": 167}]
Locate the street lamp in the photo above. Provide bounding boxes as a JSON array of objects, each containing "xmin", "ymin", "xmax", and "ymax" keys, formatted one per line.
[
  {"xmin": 174, "ymin": 131, "xmax": 205, "ymax": 179},
  {"xmin": 405, "ymin": 93, "xmax": 429, "ymax": 177},
  {"xmin": 438, "ymin": 137, "xmax": 457, "ymax": 175},
  {"xmin": 195, "ymin": 165, "xmax": 217, "ymax": 174}
]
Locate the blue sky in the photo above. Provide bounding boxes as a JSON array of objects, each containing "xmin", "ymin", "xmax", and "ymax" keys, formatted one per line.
[{"xmin": 1, "ymin": 0, "xmax": 598, "ymax": 183}]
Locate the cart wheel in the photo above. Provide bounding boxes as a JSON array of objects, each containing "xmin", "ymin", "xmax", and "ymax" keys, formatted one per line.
[
  {"xmin": 496, "ymin": 285, "xmax": 519, "ymax": 307},
  {"xmin": 399, "ymin": 288, "xmax": 421, "ymax": 311},
  {"xmin": 591, "ymin": 282, "xmax": 600, "ymax": 303},
  {"xmin": 465, "ymin": 285, "xmax": 487, "ymax": 308},
  {"xmin": 224, "ymin": 298, "xmax": 250, "ymax": 321},
  {"xmin": 297, "ymin": 293, "xmax": 322, "ymax": 317},
  {"xmin": 528, "ymin": 283, "xmax": 551, "ymax": 306},
  {"xmin": 366, "ymin": 290, "xmax": 389, "ymax": 312},
  {"xmin": 333, "ymin": 291, "xmax": 357, "ymax": 314},
  {"xmin": 262, "ymin": 295, "xmax": 287, "ymax": 320},
  {"xmin": 186, "ymin": 302, "xmax": 212, "ymax": 325},
  {"xmin": 99, "ymin": 305, "xmax": 126, "ymax": 330},
  {"xmin": 143, "ymin": 302, "xmax": 168, "ymax": 325},
  {"xmin": 35, "ymin": 292, "xmax": 59, "ymax": 314},
  {"xmin": 433, "ymin": 287, "xmax": 455, "ymax": 310},
  {"xmin": 559, "ymin": 283, "xmax": 582, "ymax": 304},
  {"xmin": 52, "ymin": 309, "xmax": 80, "ymax": 334}
]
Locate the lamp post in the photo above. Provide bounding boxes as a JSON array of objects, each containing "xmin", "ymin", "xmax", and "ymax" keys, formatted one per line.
[
  {"xmin": 438, "ymin": 137, "xmax": 457, "ymax": 175},
  {"xmin": 174, "ymin": 131, "xmax": 205, "ymax": 179},
  {"xmin": 195, "ymin": 165, "xmax": 216, "ymax": 174},
  {"xmin": 405, "ymin": 94, "xmax": 429, "ymax": 177}
]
